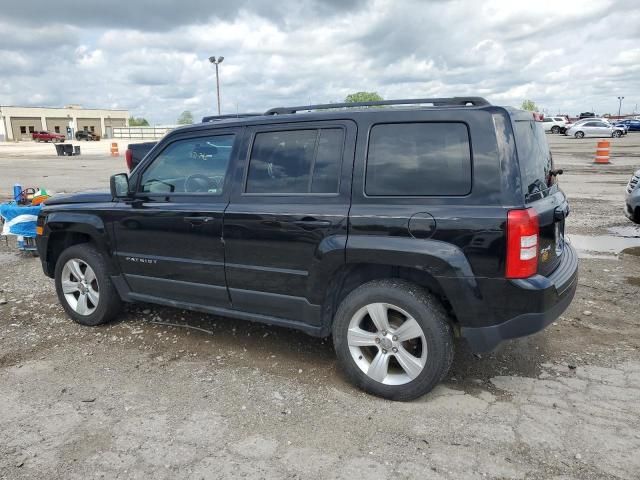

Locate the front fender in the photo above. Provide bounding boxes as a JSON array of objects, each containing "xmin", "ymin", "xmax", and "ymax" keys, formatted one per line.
[
  {"xmin": 39, "ymin": 211, "xmax": 113, "ymax": 269},
  {"xmin": 345, "ymin": 235, "xmax": 489, "ymax": 326}
]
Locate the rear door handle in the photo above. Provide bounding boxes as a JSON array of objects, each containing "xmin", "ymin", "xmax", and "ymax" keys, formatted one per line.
[
  {"xmin": 184, "ymin": 216, "xmax": 214, "ymax": 225},
  {"xmin": 293, "ymin": 219, "xmax": 332, "ymax": 228}
]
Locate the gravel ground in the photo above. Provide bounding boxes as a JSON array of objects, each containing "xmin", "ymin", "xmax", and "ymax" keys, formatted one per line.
[{"xmin": 1, "ymin": 134, "xmax": 640, "ymax": 479}]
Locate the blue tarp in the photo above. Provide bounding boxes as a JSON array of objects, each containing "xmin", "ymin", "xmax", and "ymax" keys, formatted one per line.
[{"xmin": 0, "ymin": 203, "xmax": 42, "ymax": 238}]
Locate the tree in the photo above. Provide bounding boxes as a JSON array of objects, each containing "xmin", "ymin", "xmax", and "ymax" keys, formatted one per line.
[
  {"xmin": 344, "ymin": 91, "xmax": 384, "ymax": 103},
  {"xmin": 521, "ymin": 99, "xmax": 538, "ymax": 112},
  {"xmin": 177, "ymin": 110, "xmax": 194, "ymax": 125},
  {"xmin": 128, "ymin": 116, "xmax": 149, "ymax": 126}
]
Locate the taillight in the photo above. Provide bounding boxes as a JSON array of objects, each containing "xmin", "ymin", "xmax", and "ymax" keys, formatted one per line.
[
  {"xmin": 506, "ymin": 208, "xmax": 539, "ymax": 279},
  {"xmin": 125, "ymin": 149, "xmax": 133, "ymax": 171}
]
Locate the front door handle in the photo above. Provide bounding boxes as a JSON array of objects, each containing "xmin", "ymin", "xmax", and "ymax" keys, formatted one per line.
[
  {"xmin": 184, "ymin": 216, "xmax": 214, "ymax": 225},
  {"xmin": 293, "ymin": 219, "xmax": 332, "ymax": 228}
]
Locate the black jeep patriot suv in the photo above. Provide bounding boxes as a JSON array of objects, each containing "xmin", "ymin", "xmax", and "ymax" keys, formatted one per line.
[{"xmin": 36, "ymin": 97, "xmax": 578, "ymax": 400}]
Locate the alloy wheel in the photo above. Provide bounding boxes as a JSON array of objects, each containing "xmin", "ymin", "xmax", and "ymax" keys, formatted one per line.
[
  {"xmin": 347, "ymin": 302, "xmax": 427, "ymax": 385},
  {"xmin": 61, "ymin": 258, "xmax": 100, "ymax": 315}
]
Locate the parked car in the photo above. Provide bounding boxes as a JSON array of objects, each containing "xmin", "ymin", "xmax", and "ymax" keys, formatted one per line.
[
  {"xmin": 625, "ymin": 170, "xmax": 640, "ymax": 223},
  {"xmin": 32, "ymin": 131, "xmax": 65, "ymax": 142},
  {"xmin": 76, "ymin": 130, "xmax": 98, "ymax": 141},
  {"xmin": 566, "ymin": 120, "xmax": 626, "ymax": 138},
  {"xmin": 578, "ymin": 112, "xmax": 596, "ymax": 119},
  {"xmin": 559, "ymin": 117, "xmax": 602, "ymax": 134},
  {"xmin": 125, "ymin": 142, "xmax": 157, "ymax": 171},
  {"xmin": 35, "ymin": 97, "xmax": 578, "ymax": 400},
  {"xmin": 615, "ymin": 119, "xmax": 640, "ymax": 132},
  {"xmin": 541, "ymin": 117, "xmax": 567, "ymax": 134}
]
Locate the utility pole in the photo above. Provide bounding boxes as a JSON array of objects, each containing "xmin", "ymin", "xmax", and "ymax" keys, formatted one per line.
[
  {"xmin": 209, "ymin": 56, "xmax": 224, "ymax": 115},
  {"xmin": 617, "ymin": 96, "xmax": 624, "ymax": 118}
]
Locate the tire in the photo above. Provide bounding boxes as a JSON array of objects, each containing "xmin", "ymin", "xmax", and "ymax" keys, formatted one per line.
[
  {"xmin": 613, "ymin": 130, "xmax": 622, "ymax": 138},
  {"xmin": 575, "ymin": 131, "xmax": 585, "ymax": 138},
  {"xmin": 54, "ymin": 243, "xmax": 122, "ymax": 326},
  {"xmin": 332, "ymin": 279, "xmax": 454, "ymax": 401},
  {"xmin": 551, "ymin": 126, "xmax": 560, "ymax": 134}
]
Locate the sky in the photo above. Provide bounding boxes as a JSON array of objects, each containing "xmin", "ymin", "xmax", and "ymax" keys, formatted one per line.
[{"xmin": 1, "ymin": 0, "xmax": 639, "ymax": 124}]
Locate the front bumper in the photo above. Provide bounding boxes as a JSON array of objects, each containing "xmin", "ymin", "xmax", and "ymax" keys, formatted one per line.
[{"xmin": 461, "ymin": 243, "xmax": 578, "ymax": 352}]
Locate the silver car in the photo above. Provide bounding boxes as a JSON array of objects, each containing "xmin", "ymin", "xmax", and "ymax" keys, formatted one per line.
[
  {"xmin": 625, "ymin": 170, "xmax": 640, "ymax": 223},
  {"xmin": 566, "ymin": 120, "xmax": 625, "ymax": 138}
]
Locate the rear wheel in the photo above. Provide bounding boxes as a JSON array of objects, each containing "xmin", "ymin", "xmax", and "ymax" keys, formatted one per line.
[
  {"xmin": 551, "ymin": 126, "xmax": 560, "ymax": 134},
  {"xmin": 332, "ymin": 279, "xmax": 454, "ymax": 401},
  {"xmin": 54, "ymin": 243, "xmax": 122, "ymax": 326},
  {"xmin": 575, "ymin": 131, "xmax": 585, "ymax": 138}
]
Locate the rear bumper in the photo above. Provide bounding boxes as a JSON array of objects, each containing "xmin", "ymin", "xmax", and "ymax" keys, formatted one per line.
[{"xmin": 461, "ymin": 243, "xmax": 578, "ymax": 352}]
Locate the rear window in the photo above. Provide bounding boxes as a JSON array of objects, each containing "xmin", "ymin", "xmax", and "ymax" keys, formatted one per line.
[
  {"xmin": 365, "ymin": 122, "xmax": 471, "ymax": 196},
  {"xmin": 513, "ymin": 120, "xmax": 553, "ymax": 200}
]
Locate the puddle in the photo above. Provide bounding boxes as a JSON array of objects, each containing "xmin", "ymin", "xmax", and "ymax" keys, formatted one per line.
[
  {"xmin": 568, "ymin": 234, "xmax": 640, "ymax": 258},
  {"xmin": 626, "ymin": 276, "xmax": 640, "ymax": 287}
]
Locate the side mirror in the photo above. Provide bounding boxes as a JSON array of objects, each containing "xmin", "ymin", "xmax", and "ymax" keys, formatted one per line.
[{"xmin": 110, "ymin": 173, "xmax": 130, "ymax": 199}]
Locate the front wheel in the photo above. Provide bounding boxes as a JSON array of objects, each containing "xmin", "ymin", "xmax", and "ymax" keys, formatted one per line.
[
  {"xmin": 332, "ymin": 279, "xmax": 454, "ymax": 401},
  {"xmin": 575, "ymin": 131, "xmax": 585, "ymax": 138},
  {"xmin": 551, "ymin": 126, "xmax": 560, "ymax": 134},
  {"xmin": 54, "ymin": 243, "xmax": 122, "ymax": 326},
  {"xmin": 612, "ymin": 130, "xmax": 622, "ymax": 138}
]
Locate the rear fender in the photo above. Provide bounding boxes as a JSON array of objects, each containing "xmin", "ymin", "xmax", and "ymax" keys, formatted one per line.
[{"xmin": 345, "ymin": 236, "xmax": 490, "ymax": 325}]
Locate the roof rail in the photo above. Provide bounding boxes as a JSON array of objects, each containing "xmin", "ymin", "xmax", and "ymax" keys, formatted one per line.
[
  {"xmin": 201, "ymin": 113, "xmax": 262, "ymax": 123},
  {"xmin": 264, "ymin": 97, "xmax": 490, "ymax": 115}
]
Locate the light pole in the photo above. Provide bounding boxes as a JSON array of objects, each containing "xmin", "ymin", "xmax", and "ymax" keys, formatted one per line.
[
  {"xmin": 617, "ymin": 96, "xmax": 624, "ymax": 118},
  {"xmin": 209, "ymin": 56, "xmax": 224, "ymax": 115}
]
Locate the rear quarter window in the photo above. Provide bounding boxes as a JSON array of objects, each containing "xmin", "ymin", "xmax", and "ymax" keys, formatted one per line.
[
  {"xmin": 365, "ymin": 122, "xmax": 471, "ymax": 196},
  {"xmin": 513, "ymin": 120, "xmax": 553, "ymax": 200}
]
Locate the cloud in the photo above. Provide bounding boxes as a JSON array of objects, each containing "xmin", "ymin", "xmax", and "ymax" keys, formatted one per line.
[{"xmin": 0, "ymin": 0, "xmax": 639, "ymax": 123}]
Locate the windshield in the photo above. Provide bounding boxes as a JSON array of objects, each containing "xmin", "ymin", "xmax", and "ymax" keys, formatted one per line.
[{"xmin": 513, "ymin": 120, "xmax": 553, "ymax": 201}]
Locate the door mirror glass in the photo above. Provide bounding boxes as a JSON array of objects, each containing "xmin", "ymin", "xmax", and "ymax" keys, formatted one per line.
[{"xmin": 110, "ymin": 173, "xmax": 130, "ymax": 198}]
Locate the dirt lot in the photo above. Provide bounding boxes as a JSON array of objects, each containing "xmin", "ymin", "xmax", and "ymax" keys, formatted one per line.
[{"xmin": 1, "ymin": 134, "xmax": 640, "ymax": 479}]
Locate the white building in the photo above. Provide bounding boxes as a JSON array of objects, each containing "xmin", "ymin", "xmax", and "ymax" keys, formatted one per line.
[{"xmin": 0, "ymin": 105, "xmax": 129, "ymax": 141}]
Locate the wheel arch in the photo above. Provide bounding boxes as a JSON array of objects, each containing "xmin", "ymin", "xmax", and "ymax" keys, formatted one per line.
[
  {"xmin": 42, "ymin": 212, "xmax": 113, "ymax": 277},
  {"xmin": 318, "ymin": 237, "xmax": 489, "ymax": 334}
]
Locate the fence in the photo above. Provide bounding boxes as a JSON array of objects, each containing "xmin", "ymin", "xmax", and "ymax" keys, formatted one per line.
[{"xmin": 112, "ymin": 126, "xmax": 173, "ymax": 139}]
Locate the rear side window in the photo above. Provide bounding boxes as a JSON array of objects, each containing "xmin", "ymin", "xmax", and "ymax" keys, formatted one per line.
[
  {"xmin": 365, "ymin": 122, "xmax": 471, "ymax": 196},
  {"xmin": 513, "ymin": 120, "xmax": 553, "ymax": 200},
  {"xmin": 246, "ymin": 128, "xmax": 344, "ymax": 194}
]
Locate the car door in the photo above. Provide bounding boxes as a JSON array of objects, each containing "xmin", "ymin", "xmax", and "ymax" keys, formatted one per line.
[
  {"xmin": 595, "ymin": 121, "xmax": 612, "ymax": 137},
  {"xmin": 111, "ymin": 129, "xmax": 240, "ymax": 308},
  {"xmin": 223, "ymin": 121, "xmax": 356, "ymax": 327},
  {"xmin": 581, "ymin": 121, "xmax": 598, "ymax": 136}
]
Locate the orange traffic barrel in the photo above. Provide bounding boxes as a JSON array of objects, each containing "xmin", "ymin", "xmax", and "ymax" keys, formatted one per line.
[
  {"xmin": 594, "ymin": 140, "xmax": 610, "ymax": 164},
  {"xmin": 110, "ymin": 142, "xmax": 119, "ymax": 157}
]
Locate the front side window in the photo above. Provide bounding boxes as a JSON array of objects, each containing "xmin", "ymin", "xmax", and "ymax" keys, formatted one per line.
[
  {"xmin": 246, "ymin": 128, "xmax": 344, "ymax": 194},
  {"xmin": 140, "ymin": 134, "xmax": 235, "ymax": 194},
  {"xmin": 366, "ymin": 122, "xmax": 472, "ymax": 196}
]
